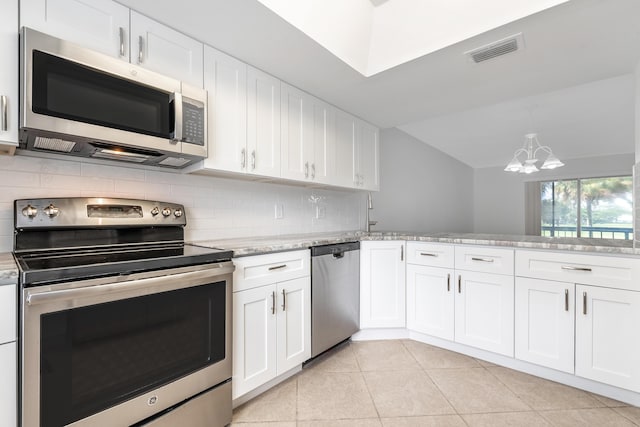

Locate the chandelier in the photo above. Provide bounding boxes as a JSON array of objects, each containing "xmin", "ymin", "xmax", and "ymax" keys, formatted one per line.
[{"xmin": 504, "ymin": 133, "xmax": 564, "ymax": 174}]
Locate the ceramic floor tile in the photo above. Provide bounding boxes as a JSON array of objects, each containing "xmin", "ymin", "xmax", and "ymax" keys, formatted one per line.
[
  {"xmin": 590, "ymin": 393, "xmax": 630, "ymax": 408},
  {"xmin": 462, "ymin": 411, "xmax": 552, "ymax": 426},
  {"xmin": 363, "ymin": 369, "xmax": 455, "ymax": 417},
  {"xmin": 297, "ymin": 371, "xmax": 378, "ymax": 420},
  {"xmin": 304, "ymin": 342, "xmax": 360, "ymax": 373},
  {"xmin": 614, "ymin": 406, "xmax": 640, "ymax": 424},
  {"xmin": 486, "ymin": 366, "xmax": 603, "ymax": 410},
  {"xmin": 298, "ymin": 419, "xmax": 383, "ymax": 427},
  {"xmin": 427, "ymin": 368, "xmax": 530, "ymax": 414},
  {"xmin": 352, "ymin": 340, "xmax": 420, "ymax": 372},
  {"xmin": 232, "ymin": 379, "xmax": 297, "ymax": 423},
  {"xmin": 231, "ymin": 423, "xmax": 297, "ymax": 427},
  {"xmin": 380, "ymin": 415, "xmax": 467, "ymax": 427},
  {"xmin": 539, "ymin": 407, "xmax": 637, "ymax": 426},
  {"xmin": 402, "ymin": 339, "xmax": 481, "ymax": 369}
]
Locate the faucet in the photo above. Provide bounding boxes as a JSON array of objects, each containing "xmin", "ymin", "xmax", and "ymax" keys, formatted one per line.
[{"xmin": 365, "ymin": 192, "xmax": 377, "ymax": 232}]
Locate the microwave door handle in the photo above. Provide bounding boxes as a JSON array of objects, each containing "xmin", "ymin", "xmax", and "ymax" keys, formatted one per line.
[{"xmin": 171, "ymin": 92, "xmax": 183, "ymax": 143}]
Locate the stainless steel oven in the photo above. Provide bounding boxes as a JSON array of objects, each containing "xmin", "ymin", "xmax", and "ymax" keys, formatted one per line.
[{"xmin": 14, "ymin": 198, "xmax": 233, "ymax": 427}]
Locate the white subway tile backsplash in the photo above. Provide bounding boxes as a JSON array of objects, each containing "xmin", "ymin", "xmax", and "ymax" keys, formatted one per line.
[{"xmin": 0, "ymin": 156, "xmax": 365, "ymax": 250}]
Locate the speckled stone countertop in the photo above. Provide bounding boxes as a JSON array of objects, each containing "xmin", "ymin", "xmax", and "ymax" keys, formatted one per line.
[
  {"xmin": 192, "ymin": 231, "xmax": 637, "ymax": 257},
  {"xmin": 0, "ymin": 252, "xmax": 18, "ymax": 286}
]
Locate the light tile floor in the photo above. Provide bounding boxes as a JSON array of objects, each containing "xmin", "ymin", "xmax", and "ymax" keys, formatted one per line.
[{"xmin": 231, "ymin": 339, "xmax": 640, "ymax": 426}]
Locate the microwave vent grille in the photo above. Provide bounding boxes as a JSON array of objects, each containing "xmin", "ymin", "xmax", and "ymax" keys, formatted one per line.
[
  {"xmin": 34, "ymin": 136, "xmax": 76, "ymax": 152},
  {"xmin": 159, "ymin": 157, "xmax": 191, "ymax": 167}
]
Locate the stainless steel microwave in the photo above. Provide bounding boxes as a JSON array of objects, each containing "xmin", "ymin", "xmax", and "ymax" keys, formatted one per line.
[{"xmin": 20, "ymin": 27, "xmax": 207, "ymax": 169}]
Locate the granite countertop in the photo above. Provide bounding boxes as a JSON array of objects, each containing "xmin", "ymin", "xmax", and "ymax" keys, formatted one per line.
[
  {"xmin": 192, "ymin": 231, "xmax": 637, "ymax": 257},
  {"xmin": 0, "ymin": 252, "xmax": 18, "ymax": 286}
]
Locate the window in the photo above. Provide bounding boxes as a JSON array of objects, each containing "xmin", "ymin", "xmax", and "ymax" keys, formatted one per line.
[{"xmin": 537, "ymin": 176, "xmax": 633, "ymax": 240}]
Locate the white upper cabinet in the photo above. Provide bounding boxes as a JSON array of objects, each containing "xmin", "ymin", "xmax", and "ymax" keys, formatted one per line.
[
  {"xmin": 334, "ymin": 109, "xmax": 357, "ymax": 188},
  {"xmin": 130, "ymin": 11, "xmax": 203, "ymax": 87},
  {"xmin": 201, "ymin": 46, "xmax": 247, "ymax": 173},
  {"xmin": 20, "ymin": 0, "xmax": 130, "ymax": 59},
  {"xmin": 281, "ymin": 83, "xmax": 311, "ymax": 182},
  {"xmin": 247, "ymin": 66, "xmax": 281, "ymax": 178},
  {"xmin": 0, "ymin": 0, "xmax": 18, "ymax": 153},
  {"xmin": 281, "ymin": 83, "xmax": 337, "ymax": 185},
  {"xmin": 356, "ymin": 121, "xmax": 380, "ymax": 191}
]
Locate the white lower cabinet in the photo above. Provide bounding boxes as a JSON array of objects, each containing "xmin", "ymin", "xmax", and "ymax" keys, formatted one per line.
[
  {"xmin": 406, "ymin": 264, "xmax": 454, "ymax": 340},
  {"xmin": 360, "ymin": 241, "xmax": 406, "ymax": 328},
  {"xmin": 0, "ymin": 342, "xmax": 16, "ymax": 427},
  {"xmin": 514, "ymin": 277, "xmax": 575, "ymax": 373},
  {"xmin": 232, "ymin": 251, "xmax": 310, "ymax": 400},
  {"xmin": 575, "ymin": 284, "xmax": 640, "ymax": 392},
  {"xmin": 454, "ymin": 270, "xmax": 514, "ymax": 356}
]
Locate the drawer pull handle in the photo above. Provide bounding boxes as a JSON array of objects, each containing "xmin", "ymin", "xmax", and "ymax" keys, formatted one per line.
[
  {"xmin": 564, "ymin": 289, "xmax": 569, "ymax": 312},
  {"xmin": 271, "ymin": 291, "xmax": 276, "ymax": 315},
  {"xmin": 583, "ymin": 291, "xmax": 587, "ymax": 315},
  {"xmin": 561, "ymin": 266, "xmax": 592, "ymax": 272},
  {"xmin": 420, "ymin": 252, "xmax": 438, "ymax": 257},
  {"xmin": 447, "ymin": 273, "xmax": 450, "ymax": 292},
  {"xmin": 471, "ymin": 257, "xmax": 494, "ymax": 263},
  {"xmin": 268, "ymin": 264, "xmax": 287, "ymax": 271}
]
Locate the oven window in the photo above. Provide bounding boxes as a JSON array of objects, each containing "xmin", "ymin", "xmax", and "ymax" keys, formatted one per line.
[
  {"xmin": 31, "ymin": 50, "xmax": 172, "ymax": 138},
  {"xmin": 39, "ymin": 281, "xmax": 226, "ymax": 427}
]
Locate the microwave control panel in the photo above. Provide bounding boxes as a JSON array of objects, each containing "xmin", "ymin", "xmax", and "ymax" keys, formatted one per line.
[{"xmin": 182, "ymin": 99, "xmax": 205, "ymax": 146}]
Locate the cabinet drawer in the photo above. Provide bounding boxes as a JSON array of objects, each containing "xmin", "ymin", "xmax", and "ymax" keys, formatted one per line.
[
  {"xmin": 0, "ymin": 285, "xmax": 16, "ymax": 345},
  {"xmin": 454, "ymin": 246, "xmax": 514, "ymax": 275},
  {"xmin": 516, "ymin": 250, "xmax": 640, "ymax": 291},
  {"xmin": 406, "ymin": 242, "xmax": 454, "ymax": 268},
  {"xmin": 233, "ymin": 250, "xmax": 310, "ymax": 292}
]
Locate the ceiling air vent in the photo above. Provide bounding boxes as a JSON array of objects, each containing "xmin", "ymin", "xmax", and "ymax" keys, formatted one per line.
[{"xmin": 464, "ymin": 33, "xmax": 524, "ymax": 63}]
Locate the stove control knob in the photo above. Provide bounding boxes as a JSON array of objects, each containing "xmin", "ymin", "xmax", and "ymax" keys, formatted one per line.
[
  {"xmin": 22, "ymin": 204, "xmax": 38, "ymax": 219},
  {"xmin": 161, "ymin": 207, "xmax": 171, "ymax": 217},
  {"xmin": 174, "ymin": 208, "xmax": 183, "ymax": 218},
  {"xmin": 150, "ymin": 207, "xmax": 159, "ymax": 216},
  {"xmin": 44, "ymin": 204, "xmax": 60, "ymax": 218}
]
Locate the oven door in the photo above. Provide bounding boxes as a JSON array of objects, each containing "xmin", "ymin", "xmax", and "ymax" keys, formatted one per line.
[{"xmin": 21, "ymin": 262, "xmax": 233, "ymax": 427}]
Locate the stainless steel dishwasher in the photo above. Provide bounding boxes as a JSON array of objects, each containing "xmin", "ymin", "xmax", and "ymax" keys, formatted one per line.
[{"xmin": 311, "ymin": 241, "xmax": 360, "ymax": 358}]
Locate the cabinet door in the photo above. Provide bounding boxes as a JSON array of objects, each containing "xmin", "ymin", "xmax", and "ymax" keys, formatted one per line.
[
  {"xmin": 280, "ymin": 83, "xmax": 311, "ymax": 181},
  {"xmin": 0, "ymin": 285, "xmax": 16, "ymax": 344},
  {"xmin": 311, "ymin": 99, "xmax": 336, "ymax": 185},
  {"xmin": 357, "ymin": 121, "xmax": 380, "ymax": 191},
  {"xmin": 0, "ymin": 0, "xmax": 18, "ymax": 152},
  {"xmin": 515, "ymin": 278, "xmax": 574, "ymax": 373},
  {"xmin": 0, "ymin": 342, "xmax": 16, "ymax": 427},
  {"xmin": 130, "ymin": 11, "xmax": 204, "ymax": 87},
  {"xmin": 202, "ymin": 46, "xmax": 247, "ymax": 173},
  {"xmin": 247, "ymin": 66, "xmax": 281, "ymax": 177},
  {"xmin": 576, "ymin": 285, "xmax": 640, "ymax": 392},
  {"xmin": 21, "ymin": 0, "xmax": 130, "ymax": 59},
  {"xmin": 360, "ymin": 241, "xmax": 406, "ymax": 328},
  {"xmin": 455, "ymin": 271, "xmax": 514, "ymax": 356},
  {"xmin": 406, "ymin": 265, "xmax": 454, "ymax": 340},
  {"xmin": 276, "ymin": 277, "xmax": 311, "ymax": 374},
  {"xmin": 232, "ymin": 285, "xmax": 277, "ymax": 399},
  {"xmin": 334, "ymin": 110, "xmax": 357, "ymax": 188}
]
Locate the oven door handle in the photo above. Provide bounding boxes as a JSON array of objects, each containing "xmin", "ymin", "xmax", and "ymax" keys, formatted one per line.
[{"xmin": 26, "ymin": 262, "xmax": 235, "ymax": 306}]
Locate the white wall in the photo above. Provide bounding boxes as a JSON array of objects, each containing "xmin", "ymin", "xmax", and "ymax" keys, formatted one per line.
[
  {"xmin": 372, "ymin": 128, "xmax": 473, "ymax": 233},
  {"xmin": 0, "ymin": 154, "xmax": 364, "ymax": 252},
  {"xmin": 474, "ymin": 153, "xmax": 635, "ymax": 235}
]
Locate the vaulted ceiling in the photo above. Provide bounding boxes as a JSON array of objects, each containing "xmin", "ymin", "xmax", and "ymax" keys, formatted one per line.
[{"xmin": 117, "ymin": 0, "xmax": 640, "ymax": 168}]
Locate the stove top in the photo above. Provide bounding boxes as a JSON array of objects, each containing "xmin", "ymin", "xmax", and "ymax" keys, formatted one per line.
[
  {"xmin": 15, "ymin": 243, "xmax": 232, "ymax": 286},
  {"xmin": 13, "ymin": 197, "xmax": 233, "ymax": 286}
]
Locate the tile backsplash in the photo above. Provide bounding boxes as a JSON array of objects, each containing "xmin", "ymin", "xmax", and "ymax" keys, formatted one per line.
[{"xmin": 0, "ymin": 154, "xmax": 365, "ymax": 252}]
